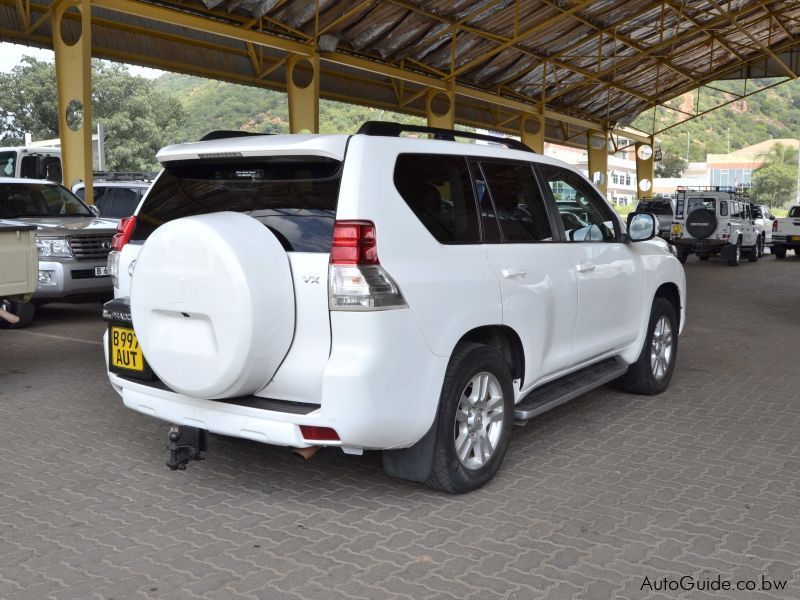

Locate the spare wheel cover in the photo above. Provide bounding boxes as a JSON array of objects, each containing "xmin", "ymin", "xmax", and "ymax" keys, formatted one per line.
[
  {"xmin": 685, "ymin": 208, "xmax": 717, "ymax": 240},
  {"xmin": 131, "ymin": 212, "xmax": 295, "ymax": 398}
]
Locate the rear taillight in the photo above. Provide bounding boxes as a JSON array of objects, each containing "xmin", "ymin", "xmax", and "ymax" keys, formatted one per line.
[
  {"xmin": 773, "ymin": 219, "xmax": 778, "ymax": 232},
  {"xmin": 111, "ymin": 216, "xmax": 136, "ymax": 251},
  {"xmin": 329, "ymin": 220, "xmax": 406, "ymax": 311}
]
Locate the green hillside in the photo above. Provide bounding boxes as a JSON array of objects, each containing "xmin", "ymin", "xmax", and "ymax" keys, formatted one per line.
[
  {"xmin": 153, "ymin": 73, "xmax": 423, "ymax": 142},
  {"xmin": 154, "ymin": 72, "xmax": 800, "ymax": 159}
]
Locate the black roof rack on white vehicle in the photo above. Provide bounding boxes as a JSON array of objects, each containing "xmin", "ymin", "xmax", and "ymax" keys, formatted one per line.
[{"xmin": 357, "ymin": 121, "xmax": 535, "ymax": 153}]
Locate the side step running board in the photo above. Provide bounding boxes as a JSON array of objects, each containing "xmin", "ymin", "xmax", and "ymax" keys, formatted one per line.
[{"xmin": 514, "ymin": 357, "xmax": 629, "ymax": 423}]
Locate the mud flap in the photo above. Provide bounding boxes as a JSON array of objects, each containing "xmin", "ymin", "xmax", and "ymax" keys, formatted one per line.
[
  {"xmin": 382, "ymin": 418, "xmax": 438, "ymax": 483},
  {"xmin": 720, "ymin": 244, "xmax": 736, "ymax": 261}
]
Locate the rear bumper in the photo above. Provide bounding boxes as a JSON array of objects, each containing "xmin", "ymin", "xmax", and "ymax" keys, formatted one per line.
[
  {"xmin": 670, "ymin": 238, "xmax": 726, "ymax": 252},
  {"xmin": 35, "ymin": 259, "xmax": 113, "ymax": 300},
  {"xmin": 772, "ymin": 235, "xmax": 800, "ymax": 247},
  {"xmin": 106, "ymin": 308, "xmax": 448, "ymax": 450}
]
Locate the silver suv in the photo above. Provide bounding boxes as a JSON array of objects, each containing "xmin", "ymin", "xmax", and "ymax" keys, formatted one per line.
[
  {"xmin": 0, "ymin": 178, "xmax": 117, "ymax": 328},
  {"xmin": 670, "ymin": 186, "xmax": 760, "ymax": 266}
]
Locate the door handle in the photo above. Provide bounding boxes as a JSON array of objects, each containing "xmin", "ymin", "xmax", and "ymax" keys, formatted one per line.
[
  {"xmin": 576, "ymin": 261, "xmax": 595, "ymax": 273},
  {"xmin": 501, "ymin": 267, "xmax": 527, "ymax": 279}
]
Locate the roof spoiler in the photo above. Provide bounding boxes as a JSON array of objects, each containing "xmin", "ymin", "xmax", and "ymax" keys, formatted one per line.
[
  {"xmin": 356, "ymin": 121, "xmax": 535, "ymax": 153},
  {"xmin": 200, "ymin": 130, "xmax": 271, "ymax": 141}
]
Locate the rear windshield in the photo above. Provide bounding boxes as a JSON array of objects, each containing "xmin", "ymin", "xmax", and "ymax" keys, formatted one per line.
[
  {"xmin": 133, "ymin": 158, "xmax": 342, "ymax": 252},
  {"xmin": 789, "ymin": 206, "xmax": 800, "ymax": 218},
  {"xmin": 687, "ymin": 197, "xmax": 715, "ymax": 213},
  {"xmin": 0, "ymin": 151, "xmax": 17, "ymax": 177}
]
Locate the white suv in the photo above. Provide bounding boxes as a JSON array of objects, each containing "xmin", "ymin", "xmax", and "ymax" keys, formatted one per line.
[
  {"xmin": 670, "ymin": 186, "xmax": 761, "ymax": 265},
  {"xmin": 103, "ymin": 124, "xmax": 685, "ymax": 492}
]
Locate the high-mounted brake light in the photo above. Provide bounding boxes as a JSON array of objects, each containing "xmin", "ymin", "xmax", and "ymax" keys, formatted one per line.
[
  {"xmin": 328, "ymin": 220, "xmax": 406, "ymax": 311},
  {"xmin": 331, "ymin": 221, "xmax": 378, "ymax": 265},
  {"xmin": 111, "ymin": 216, "xmax": 137, "ymax": 251}
]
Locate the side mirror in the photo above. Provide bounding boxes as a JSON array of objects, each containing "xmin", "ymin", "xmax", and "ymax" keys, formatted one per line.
[
  {"xmin": 627, "ymin": 212, "xmax": 657, "ymax": 242},
  {"xmin": 89, "ymin": 205, "xmax": 101, "ymax": 217}
]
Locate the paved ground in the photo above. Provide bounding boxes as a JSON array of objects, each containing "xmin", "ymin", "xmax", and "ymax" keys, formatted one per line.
[{"xmin": 1, "ymin": 254, "xmax": 799, "ymax": 600}]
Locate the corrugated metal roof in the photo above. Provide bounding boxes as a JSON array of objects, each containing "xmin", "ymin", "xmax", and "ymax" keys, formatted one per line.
[{"xmin": 1, "ymin": 0, "xmax": 799, "ymax": 144}]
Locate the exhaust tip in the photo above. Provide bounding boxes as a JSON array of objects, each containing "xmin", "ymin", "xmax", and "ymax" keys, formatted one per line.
[{"xmin": 292, "ymin": 446, "xmax": 319, "ymax": 461}]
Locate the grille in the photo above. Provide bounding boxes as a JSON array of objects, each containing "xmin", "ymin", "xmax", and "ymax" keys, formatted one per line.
[{"xmin": 68, "ymin": 234, "xmax": 114, "ymax": 261}]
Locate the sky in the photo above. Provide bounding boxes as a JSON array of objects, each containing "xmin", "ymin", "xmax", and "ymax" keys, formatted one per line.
[{"xmin": 0, "ymin": 42, "xmax": 164, "ymax": 78}]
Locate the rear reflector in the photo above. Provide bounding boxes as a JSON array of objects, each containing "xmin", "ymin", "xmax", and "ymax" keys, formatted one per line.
[
  {"xmin": 300, "ymin": 425, "xmax": 340, "ymax": 441},
  {"xmin": 773, "ymin": 220, "xmax": 778, "ymax": 232},
  {"xmin": 111, "ymin": 216, "xmax": 137, "ymax": 251}
]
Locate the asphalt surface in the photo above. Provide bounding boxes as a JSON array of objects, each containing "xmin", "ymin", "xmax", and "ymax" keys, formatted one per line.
[{"xmin": 1, "ymin": 253, "xmax": 799, "ymax": 599}]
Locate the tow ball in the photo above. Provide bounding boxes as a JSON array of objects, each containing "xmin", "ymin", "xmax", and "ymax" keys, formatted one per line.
[{"xmin": 166, "ymin": 425, "xmax": 207, "ymax": 471}]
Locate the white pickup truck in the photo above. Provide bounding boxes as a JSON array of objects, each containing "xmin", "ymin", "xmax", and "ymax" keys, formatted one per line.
[
  {"xmin": 0, "ymin": 220, "xmax": 37, "ymax": 326},
  {"xmin": 771, "ymin": 205, "xmax": 800, "ymax": 259}
]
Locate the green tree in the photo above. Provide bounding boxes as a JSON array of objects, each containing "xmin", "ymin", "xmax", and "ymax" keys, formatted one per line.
[
  {"xmin": 751, "ymin": 143, "xmax": 798, "ymax": 208},
  {"xmin": 654, "ymin": 152, "xmax": 687, "ymax": 177},
  {"xmin": 0, "ymin": 57, "xmax": 185, "ymax": 171}
]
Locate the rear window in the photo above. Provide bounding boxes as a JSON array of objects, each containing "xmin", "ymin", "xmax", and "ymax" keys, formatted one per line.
[
  {"xmin": 637, "ymin": 200, "xmax": 673, "ymax": 215},
  {"xmin": 789, "ymin": 206, "xmax": 800, "ymax": 218},
  {"xmin": 687, "ymin": 197, "xmax": 715, "ymax": 213},
  {"xmin": 133, "ymin": 158, "xmax": 341, "ymax": 252}
]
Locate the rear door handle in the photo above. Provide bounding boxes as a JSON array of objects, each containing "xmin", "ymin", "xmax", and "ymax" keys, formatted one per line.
[
  {"xmin": 501, "ymin": 267, "xmax": 527, "ymax": 279},
  {"xmin": 576, "ymin": 261, "xmax": 595, "ymax": 273}
]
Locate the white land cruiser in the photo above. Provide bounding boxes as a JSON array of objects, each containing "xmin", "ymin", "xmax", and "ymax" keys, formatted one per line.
[
  {"xmin": 669, "ymin": 186, "xmax": 761, "ymax": 265},
  {"xmin": 103, "ymin": 124, "xmax": 686, "ymax": 492},
  {"xmin": 771, "ymin": 205, "xmax": 800, "ymax": 259}
]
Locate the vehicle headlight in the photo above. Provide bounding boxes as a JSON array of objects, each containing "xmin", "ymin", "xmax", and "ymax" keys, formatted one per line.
[{"xmin": 36, "ymin": 237, "xmax": 73, "ymax": 258}]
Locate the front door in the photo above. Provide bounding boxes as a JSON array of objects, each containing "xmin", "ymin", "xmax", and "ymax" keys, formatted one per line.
[{"xmin": 537, "ymin": 164, "xmax": 645, "ymax": 364}]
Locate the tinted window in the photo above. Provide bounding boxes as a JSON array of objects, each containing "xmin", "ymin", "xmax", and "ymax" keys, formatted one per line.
[
  {"xmin": 539, "ymin": 164, "xmax": 617, "ymax": 242},
  {"xmin": 0, "ymin": 182, "xmax": 91, "ymax": 218},
  {"xmin": 479, "ymin": 161, "xmax": 551, "ymax": 242},
  {"xmin": 789, "ymin": 206, "xmax": 800, "ymax": 218},
  {"xmin": 394, "ymin": 154, "xmax": 480, "ymax": 243},
  {"xmin": 720, "ymin": 201, "xmax": 728, "ymax": 216},
  {"xmin": 97, "ymin": 187, "xmax": 141, "ymax": 218},
  {"xmin": 134, "ymin": 158, "xmax": 341, "ymax": 252}
]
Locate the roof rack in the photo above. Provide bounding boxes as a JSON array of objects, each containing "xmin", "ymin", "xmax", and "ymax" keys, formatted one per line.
[
  {"xmin": 356, "ymin": 121, "xmax": 534, "ymax": 153},
  {"xmin": 92, "ymin": 170, "xmax": 157, "ymax": 182},
  {"xmin": 676, "ymin": 185, "xmax": 750, "ymax": 196},
  {"xmin": 200, "ymin": 130, "xmax": 270, "ymax": 141}
]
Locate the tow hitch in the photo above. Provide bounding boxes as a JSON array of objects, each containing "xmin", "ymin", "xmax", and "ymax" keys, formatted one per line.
[{"xmin": 166, "ymin": 425, "xmax": 207, "ymax": 471}]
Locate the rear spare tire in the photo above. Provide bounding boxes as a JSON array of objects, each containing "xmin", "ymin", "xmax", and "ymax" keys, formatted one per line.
[
  {"xmin": 131, "ymin": 212, "xmax": 296, "ymax": 398},
  {"xmin": 685, "ymin": 209, "xmax": 716, "ymax": 239}
]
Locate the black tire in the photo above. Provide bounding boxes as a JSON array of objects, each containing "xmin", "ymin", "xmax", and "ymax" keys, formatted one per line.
[
  {"xmin": 424, "ymin": 343, "xmax": 514, "ymax": 493},
  {"xmin": 747, "ymin": 241, "xmax": 759, "ymax": 262},
  {"xmin": 616, "ymin": 297, "xmax": 678, "ymax": 395},
  {"xmin": 774, "ymin": 245, "xmax": 787, "ymax": 259},
  {"xmin": 0, "ymin": 300, "xmax": 35, "ymax": 329},
  {"xmin": 698, "ymin": 253, "xmax": 710, "ymax": 261},
  {"xmin": 757, "ymin": 237, "xmax": 765, "ymax": 258},
  {"xmin": 727, "ymin": 238, "xmax": 742, "ymax": 266}
]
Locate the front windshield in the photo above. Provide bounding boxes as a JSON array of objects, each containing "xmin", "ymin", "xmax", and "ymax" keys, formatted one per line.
[
  {"xmin": 0, "ymin": 151, "xmax": 16, "ymax": 177},
  {"xmin": 0, "ymin": 182, "xmax": 92, "ymax": 218}
]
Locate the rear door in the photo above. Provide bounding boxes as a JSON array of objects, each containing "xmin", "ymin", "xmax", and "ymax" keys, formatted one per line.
[
  {"xmin": 129, "ymin": 154, "xmax": 344, "ymax": 403},
  {"xmin": 475, "ymin": 159, "xmax": 577, "ymax": 384},
  {"xmin": 537, "ymin": 164, "xmax": 644, "ymax": 364}
]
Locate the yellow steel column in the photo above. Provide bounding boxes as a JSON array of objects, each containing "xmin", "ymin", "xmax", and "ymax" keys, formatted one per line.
[
  {"xmin": 287, "ymin": 53, "xmax": 319, "ymax": 133},
  {"xmin": 519, "ymin": 112, "xmax": 544, "ymax": 153},
  {"xmin": 635, "ymin": 138, "xmax": 655, "ymax": 200},
  {"xmin": 426, "ymin": 88, "xmax": 454, "ymax": 129},
  {"xmin": 586, "ymin": 130, "xmax": 609, "ymax": 196},
  {"xmin": 53, "ymin": 0, "xmax": 93, "ymax": 203}
]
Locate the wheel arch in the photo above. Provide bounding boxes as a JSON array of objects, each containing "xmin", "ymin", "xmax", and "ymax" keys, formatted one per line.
[
  {"xmin": 455, "ymin": 325, "xmax": 525, "ymax": 388},
  {"xmin": 654, "ymin": 282, "xmax": 681, "ymax": 322}
]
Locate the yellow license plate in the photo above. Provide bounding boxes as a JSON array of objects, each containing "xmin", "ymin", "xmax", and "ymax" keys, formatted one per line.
[
  {"xmin": 110, "ymin": 326, "xmax": 144, "ymax": 372},
  {"xmin": 792, "ymin": 236, "xmax": 800, "ymax": 242},
  {"xmin": 671, "ymin": 224, "xmax": 682, "ymax": 234}
]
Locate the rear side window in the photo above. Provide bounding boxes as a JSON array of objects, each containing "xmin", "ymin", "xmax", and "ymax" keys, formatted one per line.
[
  {"xmin": 133, "ymin": 158, "xmax": 341, "ymax": 252},
  {"xmin": 394, "ymin": 154, "xmax": 480, "ymax": 243},
  {"xmin": 720, "ymin": 201, "xmax": 728, "ymax": 216}
]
